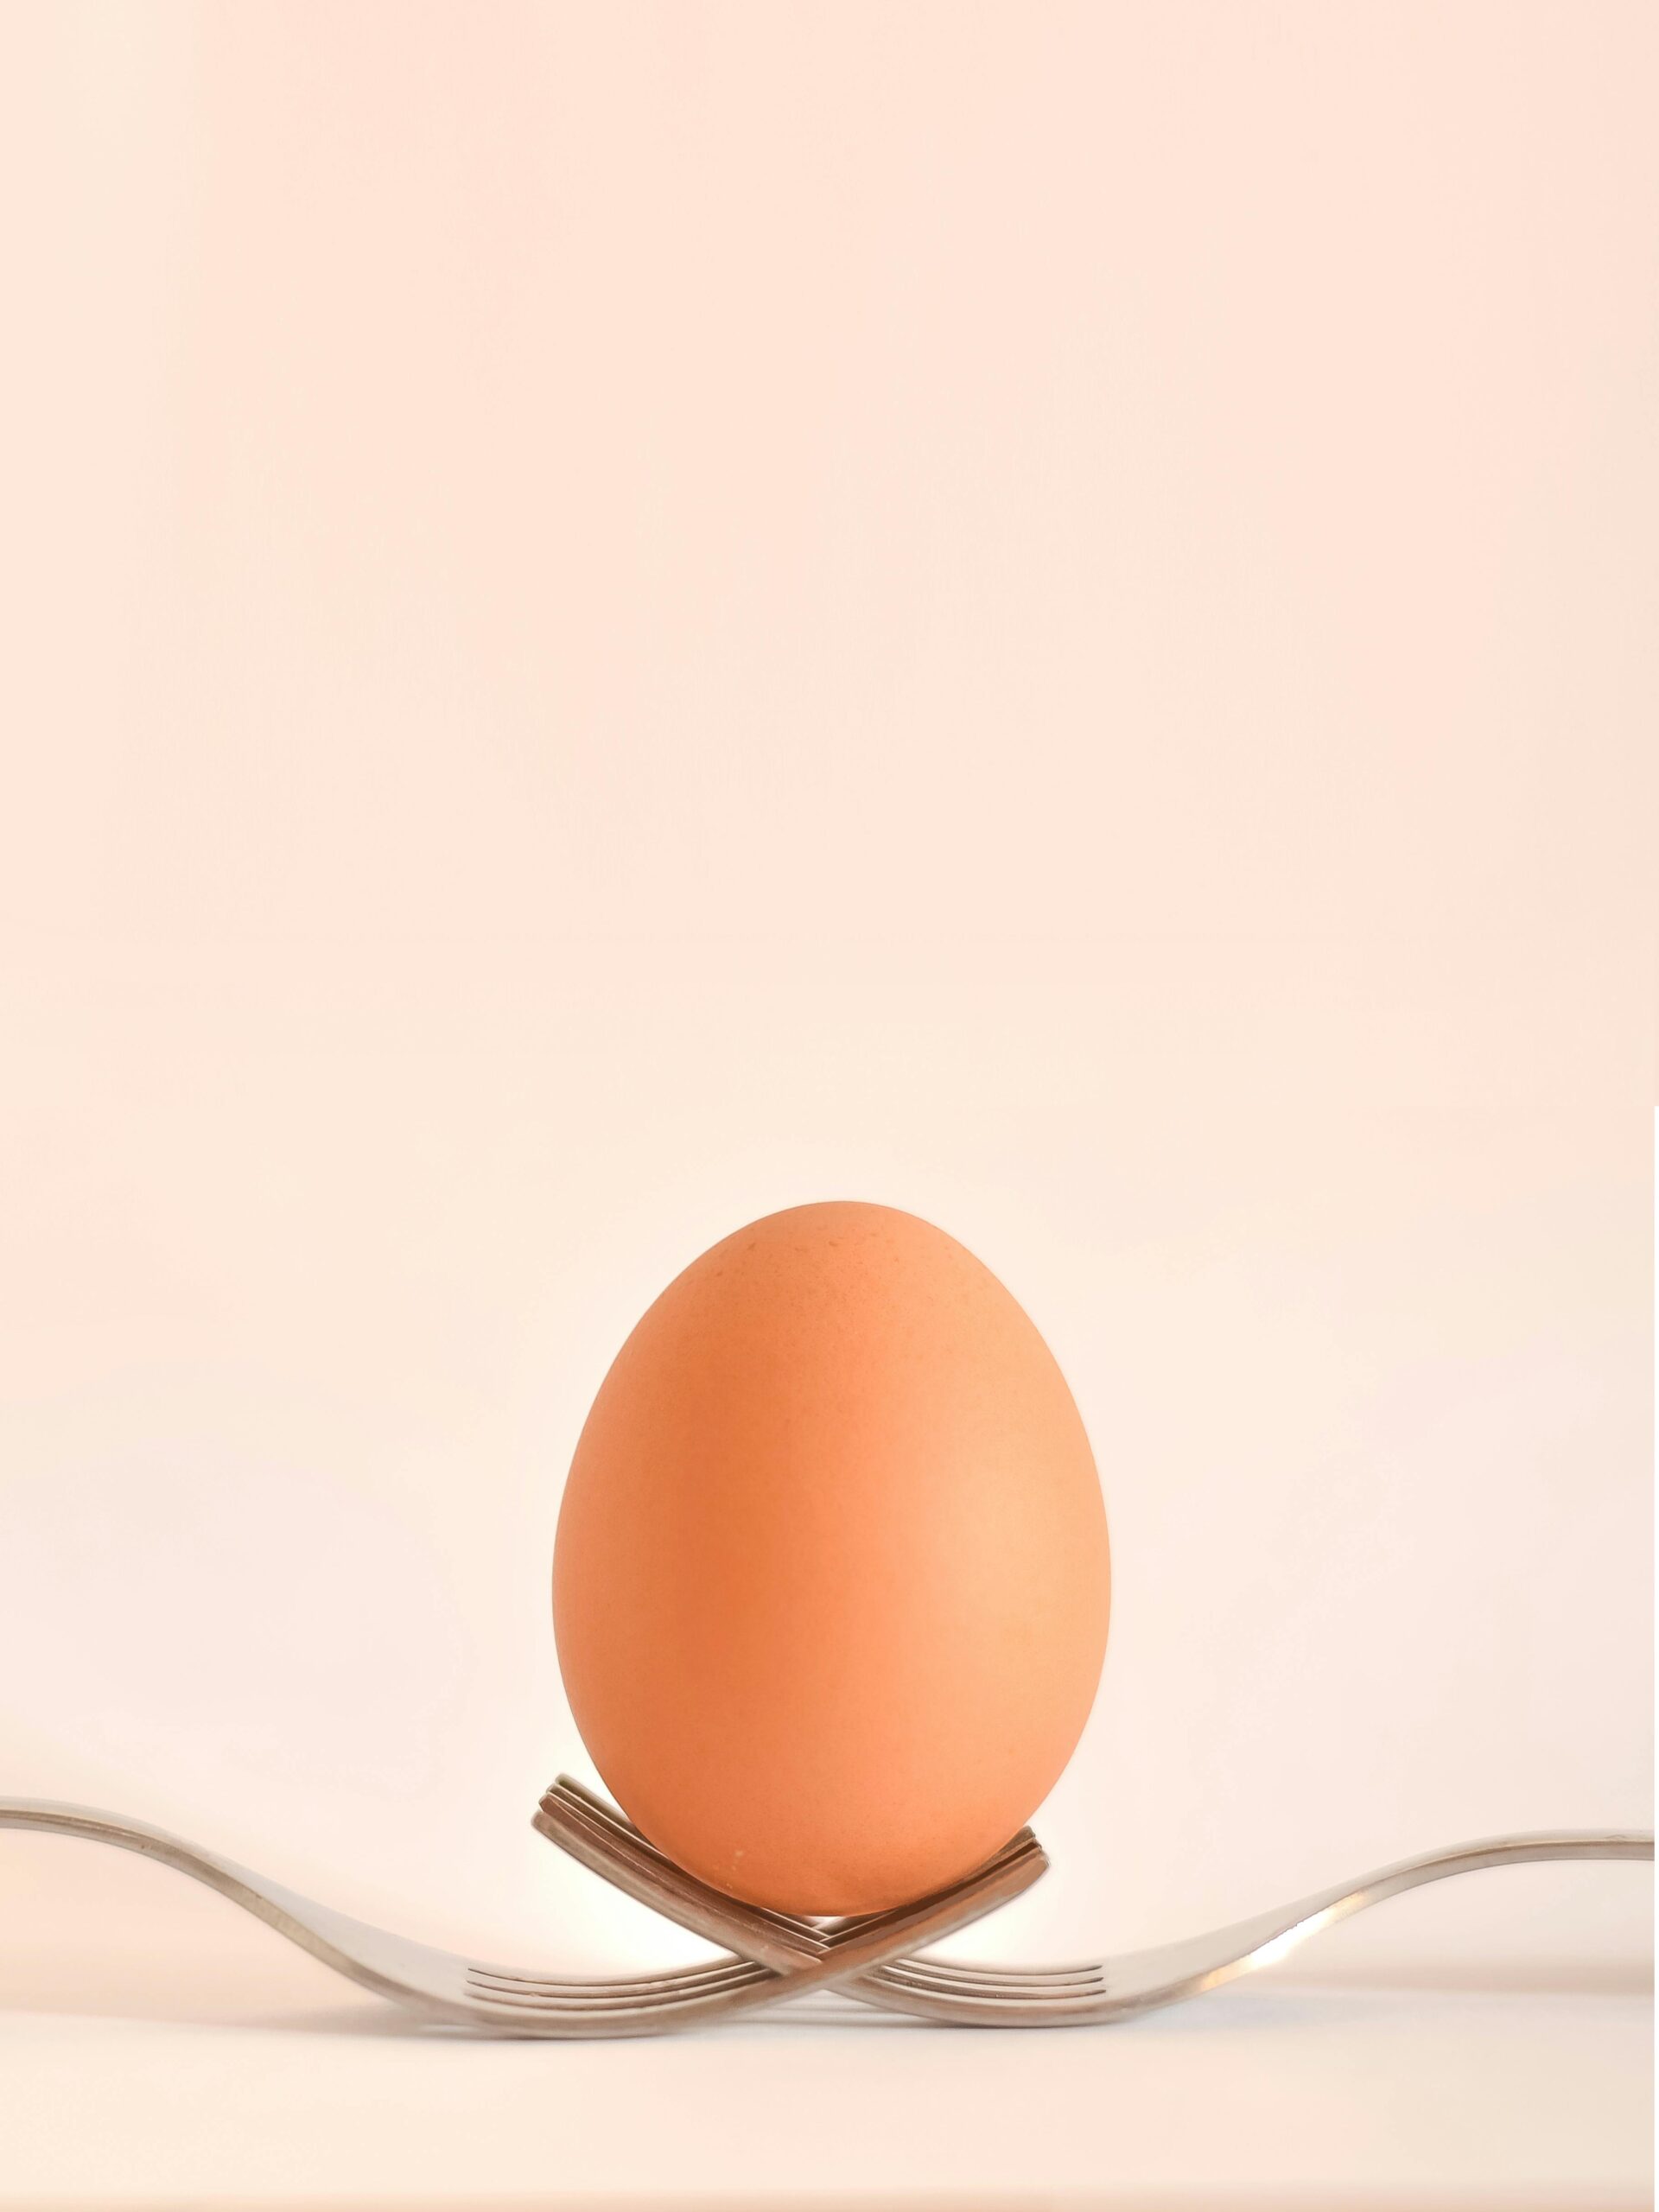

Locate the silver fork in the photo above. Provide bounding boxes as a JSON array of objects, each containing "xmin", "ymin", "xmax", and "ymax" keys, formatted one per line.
[
  {"xmin": 535, "ymin": 1777, "xmax": 1654, "ymax": 2024},
  {"xmin": 0, "ymin": 1795, "xmax": 1046, "ymax": 2037}
]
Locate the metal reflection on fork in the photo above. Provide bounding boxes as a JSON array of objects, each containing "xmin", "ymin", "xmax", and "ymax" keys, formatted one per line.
[{"xmin": 0, "ymin": 1784, "xmax": 1649, "ymax": 2036}]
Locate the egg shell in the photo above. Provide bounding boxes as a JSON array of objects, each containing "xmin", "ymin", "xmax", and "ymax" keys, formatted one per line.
[{"xmin": 552, "ymin": 1201, "xmax": 1109, "ymax": 1914}]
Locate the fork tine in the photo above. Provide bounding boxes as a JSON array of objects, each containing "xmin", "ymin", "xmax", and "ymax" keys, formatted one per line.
[
  {"xmin": 880, "ymin": 1960, "xmax": 1105, "ymax": 1993},
  {"xmin": 468, "ymin": 1973, "xmax": 752, "ymax": 2008},
  {"xmin": 535, "ymin": 1788, "xmax": 822, "ymax": 1969},
  {"xmin": 555, "ymin": 1775, "xmax": 823, "ymax": 1942},
  {"xmin": 542, "ymin": 1778, "xmax": 1046, "ymax": 1971},
  {"xmin": 463, "ymin": 1960, "xmax": 775, "ymax": 2017},
  {"xmin": 556, "ymin": 1773, "xmax": 1047, "ymax": 1965}
]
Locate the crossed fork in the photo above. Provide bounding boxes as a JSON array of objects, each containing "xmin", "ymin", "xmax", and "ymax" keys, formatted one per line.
[{"xmin": 2, "ymin": 1781, "xmax": 1648, "ymax": 2035}]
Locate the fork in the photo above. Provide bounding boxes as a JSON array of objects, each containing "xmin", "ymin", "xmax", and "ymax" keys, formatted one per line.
[
  {"xmin": 535, "ymin": 1778, "xmax": 1654, "ymax": 2025},
  {"xmin": 3, "ymin": 1790, "xmax": 1649, "ymax": 2034},
  {"xmin": 0, "ymin": 1794, "xmax": 1045, "ymax": 2037}
]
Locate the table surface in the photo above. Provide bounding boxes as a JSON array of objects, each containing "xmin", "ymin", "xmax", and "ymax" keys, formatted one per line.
[{"xmin": 1, "ymin": 1848, "xmax": 1650, "ymax": 2212}]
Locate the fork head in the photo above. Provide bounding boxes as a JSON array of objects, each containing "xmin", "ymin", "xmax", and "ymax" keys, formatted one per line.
[{"xmin": 540, "ymin": 1777, "xmax": 1104, "ymax": 1988}]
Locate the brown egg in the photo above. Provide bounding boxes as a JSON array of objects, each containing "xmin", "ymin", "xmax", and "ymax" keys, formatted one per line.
[{"xmin": 552, "ymin": 1201, "xmax": 1109, "ymax": 1914}]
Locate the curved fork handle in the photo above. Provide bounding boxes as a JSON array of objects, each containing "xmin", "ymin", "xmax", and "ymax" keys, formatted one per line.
[
  {"xmin": 1093, "ymin": 1827, "xmax": 1656, "ymax": 2011},
  {"xmin": 0, "ymin": 1799, "xmax": 308, "ymax": 1915},
  {"xmin": 0, "ymin": 1796, "xmax": 518, "ymax": 2020}
]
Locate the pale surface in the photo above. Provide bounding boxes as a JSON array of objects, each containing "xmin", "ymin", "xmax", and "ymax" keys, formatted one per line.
[
  {"xmin": 1, "ymin": 1969, "xmax": 1649, "ymax": 2211},
  {"xmin": 0, "ymin": 1831, "xmax": 1650, "ymax": 2209}
]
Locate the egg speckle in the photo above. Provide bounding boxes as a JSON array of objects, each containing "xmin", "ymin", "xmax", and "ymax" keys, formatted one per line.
[{"xmin": 552, "ymin": 1201, "xmax": 1109, "ymax": 1913}]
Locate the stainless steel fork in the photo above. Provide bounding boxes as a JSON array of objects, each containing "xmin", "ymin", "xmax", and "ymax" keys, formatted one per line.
[
  {"xmin": 0, "ymin": 1794, "xmax": 1046, "ymax": 2036},
  {"xmin": 2, "ymin": 1789, "xmax": 1649, "ymax": 2034},
  {"xmin": 536, "ymin": 1777, "xmax": 1653, "ymax": 2024}
]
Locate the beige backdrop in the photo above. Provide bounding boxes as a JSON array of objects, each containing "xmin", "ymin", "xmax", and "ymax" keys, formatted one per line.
[{"xmin": 1, "ymin": 2, "xmax": 1652, "ymax": 1993}]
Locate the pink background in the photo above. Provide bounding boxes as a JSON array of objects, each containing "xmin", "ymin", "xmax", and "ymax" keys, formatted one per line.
[{"xmin": 2, "ymin": 1, "xmax": 1652, "ymax": 1997}]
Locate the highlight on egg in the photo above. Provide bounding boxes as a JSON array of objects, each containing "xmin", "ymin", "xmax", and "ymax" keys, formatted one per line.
[{"xmin": 552, "ymin": 1201, "xmax": 1109, "ymax": 1915}]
